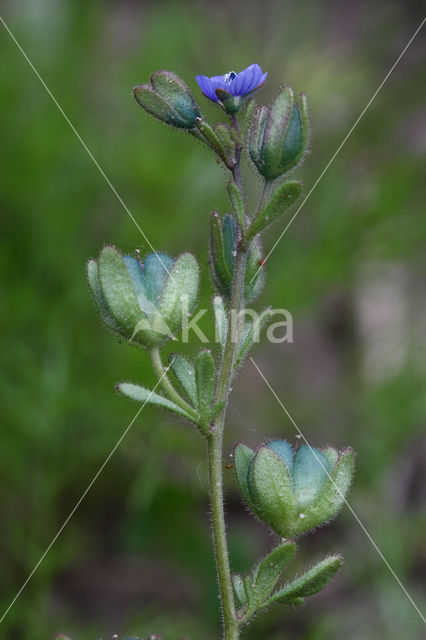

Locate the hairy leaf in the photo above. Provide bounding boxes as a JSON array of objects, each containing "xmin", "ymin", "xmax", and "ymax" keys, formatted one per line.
[
  {"xmin": 117, "ymin": 382, "xmax": 195, "ymax": 422},
  {"xmin": 244, "ymin": 542, "xmax": 296, "ymax": 616},
  {"xmin": 169, "ymin": 354, "xmax": 197, "ymax": 406},
  {"xmin": 264, "ymin": 555, "xmax": 342, "ymax": 607}
]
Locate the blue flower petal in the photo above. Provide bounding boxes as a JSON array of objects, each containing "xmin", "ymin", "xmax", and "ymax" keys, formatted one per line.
[
  {"xmin": 235, "ymin": 64, "xmax": 258, "ymax": 95},
  {"xmin": 196, "ymin": 75, "xmax": 217, "ymax": 101},
  {"xmin": 196, "ymin": 64, "xmax": 267, "ymax": 102}
]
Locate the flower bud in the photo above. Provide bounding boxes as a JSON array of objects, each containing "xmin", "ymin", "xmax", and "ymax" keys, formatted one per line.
[
  {"xmin": 134, "ymin": 70, "xmax": 201, "ymax": 129},
  {"xmin": 87, "ymin": 246, "xmax": 199, "ymax": 348},
  {"xmin": 234, "ymin": 440, "xmax": 355, "ymax": 538},
  {"xmin": 209, "ymin": 212, "xmax": 265, "ymax": 303},
  {"xmin": 249, "ymin": 87, "xmax": 309, "ymax": 181}
]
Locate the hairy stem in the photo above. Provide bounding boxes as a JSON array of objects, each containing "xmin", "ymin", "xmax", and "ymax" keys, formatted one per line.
[
  {"xmin": 150, "ymin": 346, "xmax": 199, "ymax": 421},
  {"xmin": 208, "ymin": 248, "xmax": 246, "ymax": 640},
  {"xmin": 208, "ymin": 114, "xmax": 249, "ymax": 639}
]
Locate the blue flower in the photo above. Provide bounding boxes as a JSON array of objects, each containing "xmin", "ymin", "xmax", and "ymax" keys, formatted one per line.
[{"xmin": 196, "ymin": 64, "xmax": 267, "ymax": 113}]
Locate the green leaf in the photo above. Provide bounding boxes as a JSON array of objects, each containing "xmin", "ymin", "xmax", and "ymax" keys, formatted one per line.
[
  {"xmin": 213, "ymin": 295, "xmax": 228, "ymax": 356},
  {"xmin": 260, "ymin": 86, "xmax": 294, "ymax": 180},
  {"xmin": 222, "ymin": 215, "xmax": 237, "ymax": 269},
  {"xmin": 150, "ymin": 71, "xmax": 199, "ymax": 128},
  {"xmin": 227, "ymin": 181, "xmax": 245, "ymax": 230},
  {"xmin": 249, "ymin": 105, "xmax": 269, "ymax": 169},
  {"xmin": 241, "ymin": 98, "xmax": 257, "ymax": 133},
  {"xmin": 98, "ymin": 246, "xmax": 142, "ymax": 335},
  {"xmin": 244, "ymin": 234, "xmax": 265, "ymax": 303},
  {"xmin": 134, "ymin": 71, "xmax": 200, "ymax": 129},
  {"xmin": 195, "ymin": 118, "xmax": 229, "ymax": 164},
  {"xmin": 209, "ymin": 212, "xmax": 233, "ymax": 298},
  {"xmin": 133, "ymin": 84, "xmax": 174, "ymax": 121},
  {"xmin": 320, "ymin": 446, "xmax": 339, "ymax": 468},
  {"xmin": 279, "ymin": 94, "xmax": 309, "ymax": 173},
  {"xmin": 233, "ymin": 443, "xmax": 255, "ymax": 509},
  {"xmin": 117, "ymin": 382, "xmax": 195, "ymax": 422},
  {"xmin": 232, "ymin": 574, "xmax": 247, "ymax": 608},
  {"xmin": 169, "ymin": 354, "xmax": 197, "ymax": 406},
  {"xmin": 265, "ymin": 555, "xmax": 342, "ymax": 606},
  {"xmin": 244, "ymin": 542, "xmax": 296, "ymax": 616},
  {"xmin": 214, "ymin": 123, "xmax": 236, "ymax": 166},
  {"xmin": 250, "ymin": 446, "xmax": 298, "ymax": 538},
  {"xmin": 194, "ymin": 350, "xmax": 215, "ymax": 424},
  {"xmin": 234, "ymin": 307, "xmax": 273, "ymax": 369},
  {"xmin": 87, "ymin": 259, "xmax": 121, "ymax": 334},
  {"xmin": 158, "ymin": 252, "xmax": 199, "ymax": 336},
  {"xmin": 246, "ymin": 181, "xmax": 302, "ymax": 241},
  {"xmin": 209, "ymin": 399, "xmax": 225, "ymax": 419}
]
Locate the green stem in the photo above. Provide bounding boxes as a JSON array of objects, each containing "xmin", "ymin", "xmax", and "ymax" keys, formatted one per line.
[
  {"xmin": 150, "ymin": 346, "xmax": 199, "ymax": 421},
  {"xmin": 208, "ymin": 113, "xmax": 273, "ymax": 640},
  {"xmin": 208, "ymin": 248, "xmax": 247, "ymax": 640},
  {"xmin": 244, "ymin": 179, "xmax": 273, "ymax": 245},
  {"xmin": 207, "ymin": 113, "xmax": 249, "ymax": 639}
]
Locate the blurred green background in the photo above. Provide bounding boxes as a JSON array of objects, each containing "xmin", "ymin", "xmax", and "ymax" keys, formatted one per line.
[{"xmin": 0, "ymin": 1, "xmax": 425, "ymax": 639}]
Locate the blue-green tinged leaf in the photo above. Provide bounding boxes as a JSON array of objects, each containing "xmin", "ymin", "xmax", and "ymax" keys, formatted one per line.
[
  {"xmin": 117, "ymin": 382, "xmax": 195, "ymax": 422},
  {"xmin": 266, "ymin": 440, "xmax": 295, "ymax": 476},
  {"xmin": 233, "ymin": 439, "xmax": 355, "ymax": 538},
  {"xmin": 293, "ymin": 445, "xmax": 332, "ymax": 507},
  {"xmin": 169, "ymin": 354, "xmax": 197, "ymax": 406},
  {"xmin": 243, "ymin": 542, "xmax": 296, "ymax": 616},
  {"xmin": 265, "ymin": 555, "xmax": 342, "ymax": 606},
  {"xmin": 293, "ymin": 448, "xmax": 355, "ymax": 534},
  {"xmin": 125, "ymin": 252, "xmax": 174, "ymax": 304},
  {"xmin": 92, "ymin": 247, "xmax": 195, "ymax": 349}
]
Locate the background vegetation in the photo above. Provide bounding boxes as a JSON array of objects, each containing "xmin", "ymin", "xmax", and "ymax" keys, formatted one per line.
[{"xmin": 0, "ymin": 1, "xmax": 425, "ymax": 638}]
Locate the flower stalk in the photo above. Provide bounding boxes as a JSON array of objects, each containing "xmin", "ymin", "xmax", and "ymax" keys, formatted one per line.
[{"xmin": 85, "ymin": 63, "xmax": 355, "ymax": 640}]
